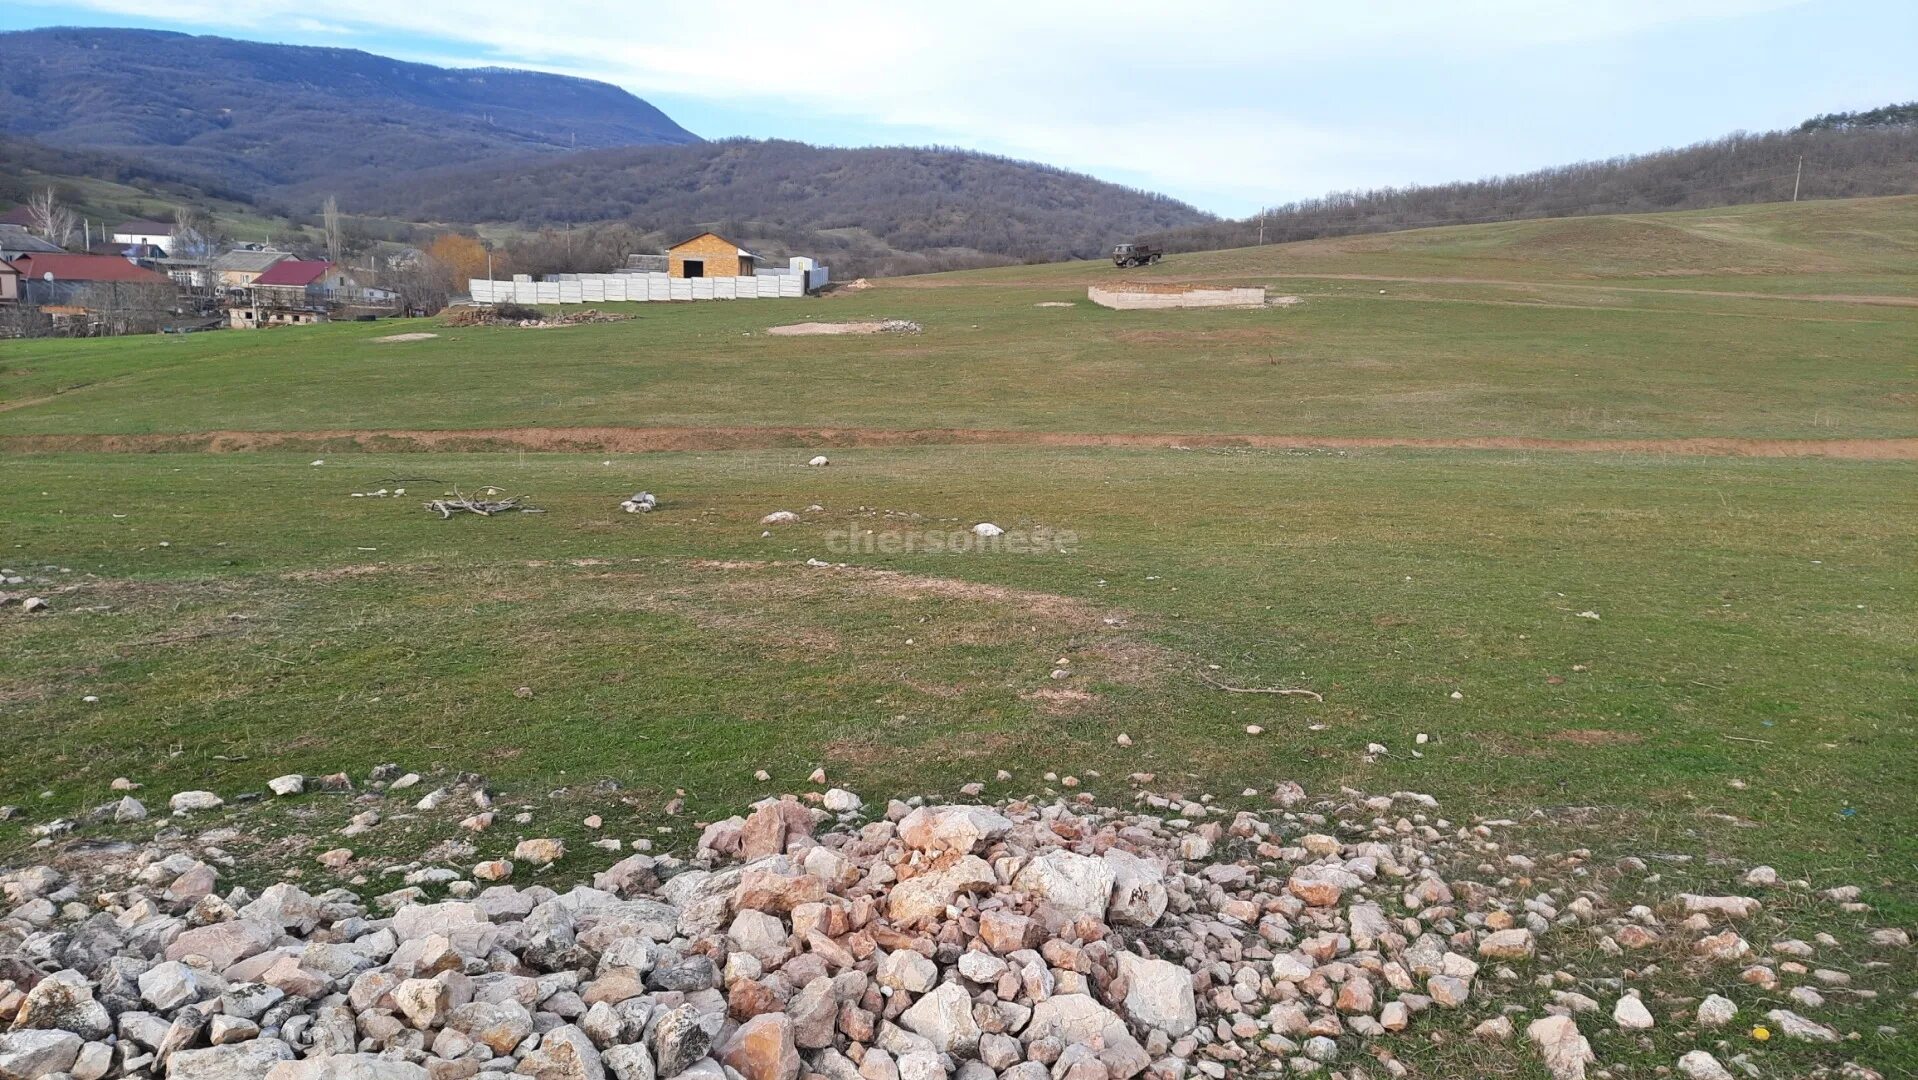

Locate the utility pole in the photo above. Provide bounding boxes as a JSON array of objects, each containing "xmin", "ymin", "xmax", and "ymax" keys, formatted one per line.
[
  {"xmin": 1257, "ymin": 211, "xmax": 1266, "ymax": 246},
  {"xmin": 1792, "ymin": 155, "xmax": 1803, "ymax": 202}
]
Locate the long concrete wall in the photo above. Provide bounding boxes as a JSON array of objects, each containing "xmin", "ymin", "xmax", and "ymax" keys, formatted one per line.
[
  {"xmin": 470, "ymin": 272, "xmax": 808, "ymax": 304},
  {"xmin": 1087, "ymin": 285, "xmax": 1266, "ymax": 310}
]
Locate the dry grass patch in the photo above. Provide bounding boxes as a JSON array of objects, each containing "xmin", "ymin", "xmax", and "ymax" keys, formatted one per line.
[{"xmin": 1549, "ymin": 728, "xmax": 1648, "ymax": 747}]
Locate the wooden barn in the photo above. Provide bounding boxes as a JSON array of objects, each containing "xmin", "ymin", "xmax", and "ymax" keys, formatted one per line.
[{"xmin": 667, "ymin": 231, "xmax": 758, "ymax": 279}]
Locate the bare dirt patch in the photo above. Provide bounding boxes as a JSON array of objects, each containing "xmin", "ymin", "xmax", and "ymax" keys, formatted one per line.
[
  {"xmin": 1549, "ymin": 728, "xmax": 1647, "ymax": 747},
  {"xmin": 278, "ymin": 563, "xmax": 403, "ymax": 583},
  {"xmin": 1021, "ymin": 686, "xmax": 1101, "ymax": 714},
  {"xmin": 370, "ymin": 332, "xmax": 439, "ymax": 343},
  {"xmin": 12, "ymin": 426, "xmax": 1914, "ymax": 460},
  {"xmin": 766, "ymin": 320, "xmax": 920, "ymax": 336}
]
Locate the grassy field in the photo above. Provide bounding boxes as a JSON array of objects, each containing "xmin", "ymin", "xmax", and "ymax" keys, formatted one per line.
[
  {"xmin": 3, "ymin": 198, "xmax": 1914, "ymax": 442},
  {"xmin": 6, "ymin": 445, "xmax": 1913, "ymax": 841},
  {"xmin": 2, "ymin": 198, "xmax": 1915, "ymax": 1075}
]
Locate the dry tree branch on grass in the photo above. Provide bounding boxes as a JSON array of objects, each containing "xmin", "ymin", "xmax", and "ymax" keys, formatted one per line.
[
  {"xmin": 423, "ymin": 487, "xmax": 545, "ymax": 519},
  {"xmin": 1198, "ymin": 670, "xmax": 1325, "ymax": 701}
]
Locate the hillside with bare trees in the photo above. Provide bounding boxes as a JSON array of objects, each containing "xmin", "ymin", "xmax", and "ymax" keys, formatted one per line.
[
  {"xmin": 338, "ymin": 139, "xmax": 1214, "ymax": 276},
  {"xmin": 1143, "ymin": 113, "xmax": 1918, "ymax": 253}
]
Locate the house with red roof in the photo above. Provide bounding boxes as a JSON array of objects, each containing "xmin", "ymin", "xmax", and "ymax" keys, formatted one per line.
[
  {"xmin": 8, "ymin": 252, "xmax": 175, "ymax": 306},
  {"xmin": 230, "ymin": 259, "xmax": 396, "ymax": 328},
  {"xmin": 9, "ymin": 252, "xmax": 173, "ymax": 284},
  {"xmin": 6, "ymin": 252, "xmax": 181, "ymax": 334},
  {"xmin": 231, "ymin": 259, "xmax": 332, "ymax": 327},
  {"xmin": 252, "ymin": 259, "xmax": 332, "ymax": 290}
]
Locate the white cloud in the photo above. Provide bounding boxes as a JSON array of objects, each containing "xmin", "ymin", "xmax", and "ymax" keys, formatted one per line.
[{"xmin": 23, "ymin": 0, "xmax": 1818, "ymax": 211}]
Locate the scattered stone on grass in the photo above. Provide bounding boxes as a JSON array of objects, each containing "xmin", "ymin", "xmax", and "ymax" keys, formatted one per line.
[{"xmin": 0, "ymin": 771, "xmax": 1898, "ymax": 1080}]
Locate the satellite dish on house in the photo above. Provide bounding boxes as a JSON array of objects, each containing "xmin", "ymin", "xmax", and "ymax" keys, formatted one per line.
[{"xmin": 43, "ymin": 272, "xmax": 54, "ymax": 282}]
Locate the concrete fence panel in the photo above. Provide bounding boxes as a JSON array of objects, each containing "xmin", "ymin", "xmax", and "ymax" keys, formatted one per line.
[{"xmin": 467, "ymin": 264, "xmax": 822, "ymax": 304}]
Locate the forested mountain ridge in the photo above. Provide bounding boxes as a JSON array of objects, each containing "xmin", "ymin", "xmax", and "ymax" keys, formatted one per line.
[
  {"xmin": 0, "ymin": 28, "xmax": 1207, "ymax": 274},
  {"xmin": 4, "ymin": 26, "xmax": 1910, "ymax": 278},
  {"xmin": 339, "ymin": 139, "xmax": 1216, "ymax": 271},
  {"xmin": 0, "ymin": 28, "xmax": 699, "ymax": 193},
  {"xmin": 1145, "ymin": 112, "xmax": 1918, "ymax": 253}
]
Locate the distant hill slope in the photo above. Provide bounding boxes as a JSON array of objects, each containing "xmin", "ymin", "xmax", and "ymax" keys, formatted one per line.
[
  {"xmin": 982, "ymin": 195, "xmax": 1918, "ymax": 289},
  {"xmin": 0, "ymin": 135, "xmax": 256, "ymax": 210},
  {"xmin": 0, "ymin": 27, "xmax": 698, "ymax": 193},
  {"xmin": 340, "ymin": 138, "xmax": 1215, "ymax": 272},
  {"xmin": 1147, "ymin": 112, "xmax": 1918, "ymax": 253}
]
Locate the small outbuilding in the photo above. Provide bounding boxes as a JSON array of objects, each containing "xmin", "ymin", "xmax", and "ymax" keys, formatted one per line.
[{"xmin": 667, "ymin": 231, "xmax": 757, "ymax": 279}]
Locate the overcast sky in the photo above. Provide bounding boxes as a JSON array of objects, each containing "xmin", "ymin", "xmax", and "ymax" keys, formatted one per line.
[{"xmin": 4, "ymin": 0, "xmax": 1912, "ymax": 215}]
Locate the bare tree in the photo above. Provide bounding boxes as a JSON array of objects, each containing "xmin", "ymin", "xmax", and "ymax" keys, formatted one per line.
[
  {"xmin": 322, "ymin": 195, "xmax": 344, "ymax": 267},
  {"xmin": 170, "ymin": 206, "xmax": 217, "ymax": 290},
  {"xmin": 0, "ymin": 303, "xmax": 52, "ymax": 340},
  {"xmin": 27, "ymin": 187, "xmax": 78, "ymax": 248},
  {"xmin": 78, "ymin": 281, "xmax": 180, "ymax": 336}
]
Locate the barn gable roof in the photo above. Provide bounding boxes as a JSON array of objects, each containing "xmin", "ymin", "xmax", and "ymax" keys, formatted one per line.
[{"xmin": 668, "ymin": 231, "xmax": 759, "ymax": 259}]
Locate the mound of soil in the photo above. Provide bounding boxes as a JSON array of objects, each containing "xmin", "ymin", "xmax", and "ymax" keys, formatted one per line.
[{"xmin": 766, "ymin": 320, "xmax": 921, "ymax": 336}]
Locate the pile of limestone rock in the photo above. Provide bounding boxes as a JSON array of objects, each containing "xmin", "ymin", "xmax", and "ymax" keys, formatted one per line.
[{"xmin": 0, "ymin": 777, "xmax": 1902, "ymax": 1080}]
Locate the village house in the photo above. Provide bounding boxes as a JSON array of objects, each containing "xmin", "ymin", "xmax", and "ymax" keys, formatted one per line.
[
  {"xmin": 667, "ymin": 231, "xmax": 759, "ymax": 279},
  {"xmin": 110, "ymin": 218, "xmax": 176, "ymax": 250},
  {"xmin": 0, "ymin": 260, "xmax": 19, "ymax": 305},
  {"xmin": 157, "ymin": 255, "xmax": 214, "ymax": 291},
  {"xmin": 89, "ymin": 241, "xmax": 168, "ymax": 268},
  {"xmin": 8, "ymin": 251, "xmax": 175, "ymax": 304},
  {"xmin": 209, "ymin": 248, "xmax": 290, "ymax": 291},
  {"xmin": 228, "ymin": 258, "xmax": 335, "ymax": 327},
  {"xmin": 315, "ymin": 264, "xmax": 396, "ymax": 305},
  {"xmin": 5, "ymin": 251, "xmax": 180, "ymax": 334},
  {"xmin": 0, "ymin": 224, "xmax": 65, "ymax": 262}
]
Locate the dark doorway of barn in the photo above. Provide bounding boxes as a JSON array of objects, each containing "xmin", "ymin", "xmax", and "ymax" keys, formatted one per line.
[{"xmin": 683, "ymin": 260, "xmax": 705, "ymax": 278}]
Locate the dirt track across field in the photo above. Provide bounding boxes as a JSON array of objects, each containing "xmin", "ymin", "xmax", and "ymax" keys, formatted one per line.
[{"xmin": 5, "ymin": 426, "xmax": 1915, "ymax": 460}]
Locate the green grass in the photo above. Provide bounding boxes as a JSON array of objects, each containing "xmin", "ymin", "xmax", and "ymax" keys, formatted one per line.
[
  {"xmin": 975, "ymin": 194, "xmax": 1918, "ymax": 285},
  {"xmin": 4, "ymin": 200, "xmax": 1914, "ymax": 442},
  {"xmin": 5, "ymin": 448, "xmax": 1911, "ymax": 865},
  {"xmin": 4, "ymin": 447, "xmax": 1913, "ymax": 1072},
  {"xmin": 2, "ymin": 198, "xmax": 1914, "ymax": 1077}
]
